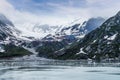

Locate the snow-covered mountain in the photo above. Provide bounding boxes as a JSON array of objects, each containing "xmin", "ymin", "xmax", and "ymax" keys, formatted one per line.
[
  {"xmin": 0, "ymin": 14, "xmax": 32, "ymax": 58},
  {"xmin": 42, "ymin": 17, "xmax": 105, "ymax": 42},
  {"xmin": 56, "ymin": 17, "xmax": 105, "ymax": 37},
  {"xmin": 0, "ymin": 13, "xmax": 109, "ymax": 60},
  {"xmin": 28, "ymin": 17, "xmax": 105, "ymax": 58},
  {"xmin": 0, "ymin": 14, "xmax": 20, "ymax": 41},
  {"xmin": 15, "ymin": 23, "xmax": 59, "ymax": 39},
  {"xmin": 15, "ymin": 17, "xmax": 105, "ymax": 40},
  {"xmin": 33, "ymin": 24, "xmax": 58, "ymax": 34},
  {"xmin": 52, "ymin": 11, "xmax": 120, "ymax": 60}
]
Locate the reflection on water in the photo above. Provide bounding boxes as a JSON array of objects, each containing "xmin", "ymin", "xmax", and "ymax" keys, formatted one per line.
[{"xmin": 0, "ymin": 60, "xmax": 120, "ymax": 80}]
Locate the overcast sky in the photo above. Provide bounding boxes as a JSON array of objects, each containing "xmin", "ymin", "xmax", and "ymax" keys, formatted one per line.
[{"xmin": 0, "ymin": 0, "xmax": 120, "ymax": 26}]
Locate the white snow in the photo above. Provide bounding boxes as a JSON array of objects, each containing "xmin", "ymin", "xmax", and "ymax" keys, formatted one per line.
[
  {"xmin": 93, "ymin": 40, "xmax": 96, "ymax": 42},
  {"xmin": 76, "ymin": 34, "xmax": 85, "ymax": 39},
  {"xmin": 104, "ymin": 35, "xmax": 108, "ymax": 39},
  {"xmin": 67, "ymin": 18, "xmax": 86, "ymax": 27},
  {"xmin": 107, "ymin": 42, "xmax": 111, "ymax": 44},
  {"xmin": 76, "ymin": 48, "xmax": 86, "ymax": 55},
  {"xmin": 107, "ymin": 34, "xmax": 117, "ymax": 40},
  {"xmin": 56, "ymin": 18, "xmax": 87, "ymax": 36},
  {"xmin": 92, "ymin": 40, "xmax": 97, "ymax": 43},
  {"xmin": 23, "ymin": 47, "xmax": 38, "ymax": 55},
  {"xmin": 0, "ymin": 45, "xmax": 5, "ymax": 52},
  {"xmin": 15, "ymin": 23, "xmax": 59, "ymax": 39},
  {"xmin": 104, "ymin": 34, "xmax": 117, "ymax": 40},
  {"xmin": 64, "ymin": 28, "xmax": 71, "ymax": 35}
]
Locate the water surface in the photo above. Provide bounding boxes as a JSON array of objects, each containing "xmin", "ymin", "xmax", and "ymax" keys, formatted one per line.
[{"xmin": 0, "ymin": 60, "xmax": 120, "ymax": 80}]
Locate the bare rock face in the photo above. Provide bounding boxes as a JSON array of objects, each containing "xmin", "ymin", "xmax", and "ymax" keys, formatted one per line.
[
  {"xmin": 53, "ymin": 11, "xmax": 120, "ymax": 60},
  {"xmin": 0, "ymin": 14, "xmax": 32, "ymax": 58}
]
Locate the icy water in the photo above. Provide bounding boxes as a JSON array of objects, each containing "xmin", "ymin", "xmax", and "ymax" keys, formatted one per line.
[{"xmin": 0, "ymin": 60, "xmax": 120, "ymax": 80}]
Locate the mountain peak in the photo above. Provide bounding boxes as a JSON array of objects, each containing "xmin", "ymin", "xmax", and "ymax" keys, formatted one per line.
[
  {"xmin": 103, "ymin": 11, "xmax": 120, "ymax": 27},
  {"xmin": 53, "ymin": 11, "xmax": 120, "ymax": 60},
  {"xmin": 0, "ymin": 13, "xmax": 14, "ymax": 27}
]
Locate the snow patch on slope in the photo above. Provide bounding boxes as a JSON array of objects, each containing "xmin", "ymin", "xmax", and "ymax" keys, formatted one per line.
[
  {"xmin": 0, "ymin": 45, "xmax": 5, "ymax": 52},
  {"xmin": 76, "ymin": 48, "xmax": 86, "ymax": 55},
  {"xmin": 107, "ymin": 34, "xmax": 117, "ymax": 40}
]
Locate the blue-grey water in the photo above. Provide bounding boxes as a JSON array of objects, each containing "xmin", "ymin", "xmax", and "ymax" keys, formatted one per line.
[{"xmin": 0, "ymin": 60, "xmax": 120, "ymax": 80}]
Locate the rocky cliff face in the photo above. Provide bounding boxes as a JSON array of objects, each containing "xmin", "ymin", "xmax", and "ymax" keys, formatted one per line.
[
  {"xmin": 52, "ymin": 11, "xmax": 120, "ymax": 60},
  {"xmin": 0, "ymin": 14, "xmax": 32, "ymax": 58},
  {"xmin": 28, "ymin": 17, "xmax": 105, "ymax": 58},
  {"xmin": 0, "ymin": 13, "xmax": 107, "ymax": 60}
]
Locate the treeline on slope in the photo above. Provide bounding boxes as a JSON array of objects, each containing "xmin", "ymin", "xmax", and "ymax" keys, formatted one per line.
[
  {"xmin": 36, "ymin": 40, "xmax": 70, "ymax": 58},
  {"xmin": 51, "ymin": 12, "xmax": 120, "ymax": 61},
  {"xmin": 0, "ymin": 44, "xmax": 32, "ymax": 58}
]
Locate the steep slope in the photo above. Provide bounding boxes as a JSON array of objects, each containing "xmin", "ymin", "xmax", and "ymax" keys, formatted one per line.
[
  {"xmin": 55, "ymin": 17, "xmax": 105, "ymax": 39},
  {"xmin": 0, "ymin": 14, "xmax": 32, "ymax": 58},
  {"xmin": 53, "ymin": 11, "xmax": 120, "ymax": 60},
  {"xmin": 0, "ymin": 14, "xmax": 106, "ymax": 59},
  {"xmin": 32, "ymin": 17, "xmax": 105, "ymax": 58},
  {"xmin": 0, "ymin": 14, "xmax": 14, "ymax": 27},
  {"xmin": 42, "ymin": 17, "xmax": 105, "ymax": 42},
  {"xmin": 0, "ymin": 44, "xmax": 32, "ymax": 58}
]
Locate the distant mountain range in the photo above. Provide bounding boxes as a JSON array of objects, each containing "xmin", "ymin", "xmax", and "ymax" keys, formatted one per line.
[
  {"xmin": 0, "ymin": 11, "xmax": 120, "ymax": 61},
  {"xmin": 25, "ymin": 17, "xmax": 105, "ymax": 58},
  {"xmin": 51, "ymin": 11, "xmax": 120, "ymax": 61},
  {"xmin": 16, "ymin": 24, "xmax": 59, "ymax": 39},
  {"xmin": 0, "ymin": 14, "xmax": 32, "ymax": 58},
  {"xmin": 42, "ymin": 17, "xmax": 105, "ymax": 41}
]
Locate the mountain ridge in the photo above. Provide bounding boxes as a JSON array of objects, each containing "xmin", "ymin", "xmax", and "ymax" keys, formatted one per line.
[{"xmin": 51, "ymin": 11, "xmax": 120, "ymax": 60}]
